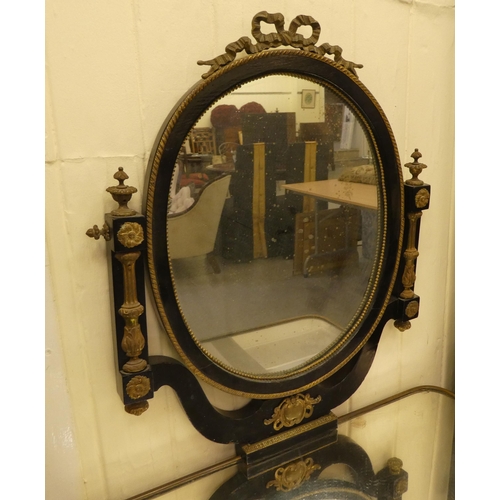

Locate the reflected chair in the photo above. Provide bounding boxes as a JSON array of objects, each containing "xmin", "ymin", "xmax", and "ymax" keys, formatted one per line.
[
  {"xmin": 167, "ymin": 174, "xmax": 231, "ymax": 273},
  {"xmin": 218, "ymin": 142, "xmax": 239, "ymax": 165}
]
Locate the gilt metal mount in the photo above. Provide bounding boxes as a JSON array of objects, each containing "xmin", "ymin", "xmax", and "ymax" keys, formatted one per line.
[
  {"xmin": 86, "ymin": 223, "xmax": 110, "ymax": 241},
  {"xmin": 266, "ymin": 457, "xmax": 321, "ymax": 492},
  {"xmin": 394, "ymin": 149, "xmax": 431, "ymax": 332},
  {"xmin": 198, "ymin": 11, "xmax": 363, "ymax": 78},
  {"xmin": 264, "ymin": 394, "xmax": 322, "ymax": 431},
  {"xmin": 404, "ymin": 149, "xmax": 427, "ymax": 186},
  {"xmin": 86, "ymin": 167, "xmax": 139, "ymax": 239},
  {"xmin": 106, "ymin": 167, "xmax": 138, "ymax": 216},
  {"xmin": 86, "ymin": 167, "xmax": 152, "ymax": 415}
]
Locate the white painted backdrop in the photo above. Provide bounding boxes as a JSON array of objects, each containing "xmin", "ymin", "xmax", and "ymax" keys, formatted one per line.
[{"xmin": 45, "ymin": 1, "xmax": 455, "ymax": 499}]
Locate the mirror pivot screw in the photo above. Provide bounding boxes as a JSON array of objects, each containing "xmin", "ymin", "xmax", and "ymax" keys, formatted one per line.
[{"xmin": 86, "ymin": 223, "xmax": 111, "ymax": 241}]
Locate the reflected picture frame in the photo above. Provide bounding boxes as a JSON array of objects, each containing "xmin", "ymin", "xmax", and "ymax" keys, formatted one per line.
[{"xmin": 301, "ymin": 89, "xmax": 316, "ymax": 109}]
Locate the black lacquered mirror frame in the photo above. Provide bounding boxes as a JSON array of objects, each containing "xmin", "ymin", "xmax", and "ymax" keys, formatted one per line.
[
  {"xmin": 84, "ymin": 12, "xmax": 435, "ymax": 498},
  {"xmin": 144, "ymin": 49, "xmax": 405, "ymax": 399}
]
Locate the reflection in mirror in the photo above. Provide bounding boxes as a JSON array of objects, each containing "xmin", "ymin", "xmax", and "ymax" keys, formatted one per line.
[{"xmin": 167, "ymin": 75, "xmax": 379, "ymax": 376}]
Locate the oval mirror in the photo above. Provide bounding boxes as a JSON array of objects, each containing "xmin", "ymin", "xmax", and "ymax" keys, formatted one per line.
[
  {"xmin": 146, "ymin": 49, "xmax": 403, "ymax": 398},
  {"xmin": 169, "ymin": 74, "xmax": 379, "ymax": 376}
]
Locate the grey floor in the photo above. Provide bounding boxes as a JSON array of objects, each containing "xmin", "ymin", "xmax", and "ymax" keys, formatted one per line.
[
  {"xmin": 171, "ymin": 247, "xmax": 375, "ymax": 342},
  {"xmin": 170, "ymin": 164, "xmax": 378, "ymax": 373}
]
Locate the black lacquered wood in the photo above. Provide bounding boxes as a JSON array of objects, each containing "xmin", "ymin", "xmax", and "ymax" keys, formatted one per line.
[
  {"xmin": 392, "ymin": 182, "xmax": 431, "ymax": 306},
  {"xmin": 145, "ymin": 50, "xmax": 404, "ymax": 399},
  {"xmin": 106, "ymin": 212, "xmax": 153, "ymax": 407},
  {"xmin": 149, "ymin": 323, "xmax": 382, "ymax": 445}
]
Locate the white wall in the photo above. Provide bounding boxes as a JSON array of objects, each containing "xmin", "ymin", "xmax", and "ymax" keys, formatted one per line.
[
  {"xmin": 195, "ymin": 76, "xmax": 325, "ymax": 129},
  {"xmin": 45, "ymin": 1, "xmax": 454, "ymax": 499}
]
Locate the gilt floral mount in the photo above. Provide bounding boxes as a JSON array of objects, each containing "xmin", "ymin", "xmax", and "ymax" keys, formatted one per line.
[{"xmin": 198, "ymin": 11, "xmax": 363, "ymax": 78}]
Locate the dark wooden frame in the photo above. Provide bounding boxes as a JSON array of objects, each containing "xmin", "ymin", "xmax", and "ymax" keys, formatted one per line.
[
  {"xmin": 84, "ymin": 13, "xmax": 432, "ymax": 496},
  {"xmin": 144, "ymin": 49, "xmax": 405, "ymax": 399}
]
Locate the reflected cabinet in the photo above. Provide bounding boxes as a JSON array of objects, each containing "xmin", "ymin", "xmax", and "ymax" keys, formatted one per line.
[{"xmin": 86, "ymin": 11, "xmax": 445, "ymax": 500}]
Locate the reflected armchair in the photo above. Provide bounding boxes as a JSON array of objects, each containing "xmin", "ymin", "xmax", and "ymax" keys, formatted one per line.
[{"xmin": 167, "ymin": 174, "xmax": 231, "ymax": 273}]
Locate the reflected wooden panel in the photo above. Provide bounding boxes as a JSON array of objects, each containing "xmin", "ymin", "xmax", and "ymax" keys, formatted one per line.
[
  {"xmin": 285, "ymin": 180, "xmax": 377, "ymax": 277},
  {"xmin": 293, "ymin": 206, "xmax": 361, "ymax": 277}
]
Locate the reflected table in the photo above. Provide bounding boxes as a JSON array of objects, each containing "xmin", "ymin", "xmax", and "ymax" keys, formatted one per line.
[
  {"xmin": 205, "ymin": 163, "xmax": 236, "ymax": 174},
  {"xmin": 285, "ymin": 180, "xmax": 377, "ymax": 277},
  {"xmin": 181, "ymin": 153, "xmax": 213, "ymax": 173},
  {"xmin": 285, "ymin": 179, "xmax": 377, "ymax": 210},
  {"xmin": 127, "ymin": 387, "xmax": 454, "ymax": 500}
]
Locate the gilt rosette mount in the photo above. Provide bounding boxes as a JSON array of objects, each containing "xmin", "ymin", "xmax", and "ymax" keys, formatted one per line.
[{"xmin": 198, "ymin": 11, "xmax": 363, "ymax": 78}]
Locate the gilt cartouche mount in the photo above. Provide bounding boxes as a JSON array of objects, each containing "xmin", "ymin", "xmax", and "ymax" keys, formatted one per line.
[{"xmin": 86, "ymin": 10, "xmax": 430, "ymax": 493}]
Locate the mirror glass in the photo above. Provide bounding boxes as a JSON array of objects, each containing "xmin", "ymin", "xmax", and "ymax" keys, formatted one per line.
[{"xmin": 167, "ymin": 74, "xmax": 380, "ymax": 376}]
